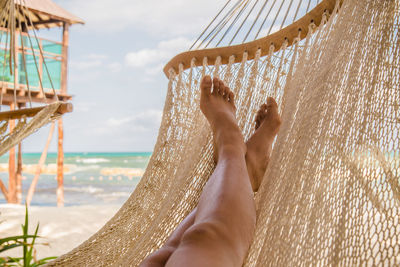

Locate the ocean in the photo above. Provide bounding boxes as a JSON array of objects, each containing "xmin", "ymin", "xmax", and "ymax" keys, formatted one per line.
[{"xmin": 0, "ymin": 152, "xmax": 151, "ymax": 206}]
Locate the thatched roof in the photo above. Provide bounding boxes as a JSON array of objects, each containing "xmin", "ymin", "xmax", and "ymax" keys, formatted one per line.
[{"xmin": 16, "ymin": 0, "xmax": 84, "ymax": 28}]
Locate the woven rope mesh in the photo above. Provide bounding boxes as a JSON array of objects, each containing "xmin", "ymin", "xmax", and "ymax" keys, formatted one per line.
[
  {"xmin": 0, "ymin": 102, "xmax": 61, "ymax": 156},
  {"xmin": 48, "ymin": 0, "xmax": 399, "ymax": 265}
]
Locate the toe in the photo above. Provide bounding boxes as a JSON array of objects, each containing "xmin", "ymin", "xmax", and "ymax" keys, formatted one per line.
[
  {"xmin": 257, "ymin": 107, "xmax": 265, "ymax": 116},
  {"xmin": 212, "ymin": 77, "xmax": 220, "ymax": 95},
  {"xmin": 228, "ymin": 91, "xmax": 236, "ymax": 110},
  {"xmin": 222, "ymin": 86, "xmax": 229, "ymax": 100},
  {"xmin": 200, "ymin": 75, "xmax": 212, "ymax": 96},
  {"xmin": 257, "ymin": 104, "xmax": 267, "ymax": 119},
  {"xmin": 217, "ymin": 80, "xmax": 225, "ymax": 97},
  {"xmin": 266, "ymin": 97, "xmax": 280, "ymax": 118},
  {"xmin": 265, "ymin": 97, "xmax": 281, "ymax": 129},
  {"xmin": 255, "ymin": 104, "xmax": 268, "ymax": 129},
  {"xmin": 260, "ymin": 103, "xmax": 268, "ymax": 112},
  {"xmin": 228, "ymin": 91, "xmax": 235, "ymax": 103},
  {"xmin": 266, "ymin": 97, "xmax": 278, "ymax": 111}
]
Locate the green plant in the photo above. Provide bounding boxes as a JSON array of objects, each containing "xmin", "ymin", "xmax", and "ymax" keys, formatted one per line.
[{"xmin": 0, "ymin": 205, "xmax": 57, "ymax": 266}]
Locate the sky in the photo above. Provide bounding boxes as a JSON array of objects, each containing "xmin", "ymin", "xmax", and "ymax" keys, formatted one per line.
[{"xmin": 22, "ymin": 0, "xmax": 227, "ymax": 152}]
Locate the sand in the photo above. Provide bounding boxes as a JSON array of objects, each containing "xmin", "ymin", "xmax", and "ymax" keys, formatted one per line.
[{"xmin": 0, "ymin": 204, "xmax": 121, "ymax": 259}]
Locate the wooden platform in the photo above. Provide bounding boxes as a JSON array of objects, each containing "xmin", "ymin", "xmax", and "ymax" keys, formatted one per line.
[
  {"xmin": 0, "ymin": 102, "xmax": 73, "ymax": 121},
  {"xmin": 1, "ymin": 87, "xmax": 72, "ymax": 105}
]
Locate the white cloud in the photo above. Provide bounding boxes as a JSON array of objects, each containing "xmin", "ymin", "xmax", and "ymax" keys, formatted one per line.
[
  {"xmin": 70, "ymin": 54, "xmax": 123, "ymax": 73},
  {"xmin": 70, "ymin": 59, "xmax": 102, "ymax": 71},
  {"xmin": 70, "ymin": 53, "xmax": 108, "ymax": 70},
  {"xmin": 56, "ymin": 0, "xmax": 227, "ymax": 36},
  {"xmin": 125, "ymin": 49, "xmax": 160, "ymax": 68},
  {"xmin": 107, "ymin": 62, "xmax": 122, "ymax": 73},
  {"xmin": 105, "ymin": 109, "xmax": 162, "ymax": 133},
  {"xmin": 144, "ymin": 63, "xmax": 164, "ymax": 76},
  {"xmin": 73, "ymin": 102, "xmax": 97, "ymax": 112},
  {"xmin": 83, "ymin": 109, "xmax": 162, "ymax": 139},
  {"xmin": 125, "ymin": 37, "xmax": 191, "ymax": 74},
  {"xmin": 86, "ymin": 53, "xmax": 109, "ymax": 60}
]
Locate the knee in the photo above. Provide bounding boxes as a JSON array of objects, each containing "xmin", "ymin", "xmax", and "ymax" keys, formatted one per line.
[
  {"xmin": 139, "ymin": 245, "xmax": 176, "ymax": 267},
  {"xmin": 181, "ymin": 221, "xmax": 231, "ymax": 245}
]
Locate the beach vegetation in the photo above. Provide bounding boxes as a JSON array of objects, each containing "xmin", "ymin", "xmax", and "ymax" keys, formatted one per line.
[{"xmin": 0, "ymin": 205, "xmax": 57, "ymax": 266}]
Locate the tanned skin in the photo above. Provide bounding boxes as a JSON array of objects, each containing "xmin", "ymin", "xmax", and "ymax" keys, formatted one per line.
[{"xmin": 140, "ymin": 76, "xmax": 281, "ymax": 267}]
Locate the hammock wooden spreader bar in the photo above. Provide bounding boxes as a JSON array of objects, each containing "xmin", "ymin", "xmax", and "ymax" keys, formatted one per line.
[
  {"xmin": 164, "ymin": 0, "xmax": 343, "ymax": 76},
  {"xmin": 0, "ymin": 102, "xmax": 72, "ymax": 121}
]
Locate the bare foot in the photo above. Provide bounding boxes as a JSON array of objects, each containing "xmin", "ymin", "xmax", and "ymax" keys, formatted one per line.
[
  {"xmin": 200, "ymin": 76, "xmax": 245, "ymax": 158},
  {"xmin": 245, "ymin": 97, "xmax": 281, "ymax": 192}
]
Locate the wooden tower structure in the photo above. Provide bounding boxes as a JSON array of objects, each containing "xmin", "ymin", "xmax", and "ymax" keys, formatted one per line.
[{"xmin": 0, "ymin": 0, "xmax": 84, "ymax": 206}]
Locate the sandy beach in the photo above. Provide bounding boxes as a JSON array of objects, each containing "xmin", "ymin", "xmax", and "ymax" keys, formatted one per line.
[{"xmin": 0, "ymin": 204, "xmax": 121, "ymax": 259}]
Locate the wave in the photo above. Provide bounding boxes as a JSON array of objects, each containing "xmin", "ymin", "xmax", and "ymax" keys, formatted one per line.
[
  {"xmin": 64, "ymin": 186, "xmax": 104, "ymax": 194},
  {"xmin": 63, "ymin": 187, "xmax": 131, "ymax": 202},
  {"xmin": 0, "ymin": 163, "xmax": 75, "ymax": 174},
  {"xmin": 95, "ymin": 191, "xmax": 131, "ymax": 201},
  {"xmin": 0, "ymin": 164, "xmax": 145, "ymax": 178},
  {"xmin": 96, "ymin": 192, "xmax": 131, "ymax": 198},
  {"xmin": 100, "ymin": 168, "xmax": 144, "ymax": 177},
  {"xmin": 75, "ymin": 158, "xmax": 110, "ymax": 164},
  {"xmin": 68, "ymin": 164, "xmax": 101, "ymax": 174}
]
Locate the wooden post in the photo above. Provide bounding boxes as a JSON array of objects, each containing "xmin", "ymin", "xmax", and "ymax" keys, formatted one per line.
[
  {"xmin": 8, "ymin": 103, "xmax": 17, "ymax": 203},
  {"xmin": 57, "ymin": 118, "xmax": 64, "ymax": 207},
  {"xmin": 16, "ymin": 142, "xmax": 23, "ymax": 204},
  {"xmin": 26, "ymin": 123, "xmax": 55, "ymax": 206},
  {"xmin": 0, "ymin": 179, "xmax": 8, "ymax": 202},
  {"xmin": 56, "ymin": 22, "xmax": 70, "ymax": 207},
  {"xmin": 38, "ymin": 40, "xmax": 43, "ymax": 98},
  {"xmin": 16, "ymin": 103, "xmax": 25, "ymax": 205},
  {"xmin": 8, "ymin": 30, "xmax": 20, "ymax": 204},
  {"xmin": 16, "ymin": 33, "xmax": 24, "ymax": 95},
  {"xmin": 13, "ymin": 25, "xmax": 19, "ymax": 90},
  {"xmin": 7, "ymin": 27, "xmax": 19, "ymax": 204},
  {"xmin": 61, "ymin": 22, "xmax": 70, "ymax": 94}
]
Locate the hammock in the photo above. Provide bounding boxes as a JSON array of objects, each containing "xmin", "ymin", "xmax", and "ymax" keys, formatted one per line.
[
  {"xmin": 0, "ymin": 0, "xmax": 72, "ymax": 157},
  {"xmin": 47, "ymin": 0, "xmax": 398, "ymax": 265}
]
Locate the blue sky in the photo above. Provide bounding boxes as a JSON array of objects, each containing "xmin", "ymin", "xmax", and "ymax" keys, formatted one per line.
[{"xmin": 22, "ymin": 0, "xmax": 226, "ymax": 152}]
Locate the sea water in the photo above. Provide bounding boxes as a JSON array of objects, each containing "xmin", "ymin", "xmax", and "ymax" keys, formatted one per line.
[{"xmin": 0, "ymin": 152, "xmax": 151, "ymax": 206}]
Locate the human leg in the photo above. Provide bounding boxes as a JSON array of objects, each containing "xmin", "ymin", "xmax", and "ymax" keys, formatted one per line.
[
  {"xmin": 245, "ymin": 97, "xmax": 281, "ymax": 191},
  {"xmin": 139, "ymin": 209, "xmax": 196, "ymax": 267},
  {"xmin": 164, "ymin": 76, "xmax": 253, "ymax": 267},
  {"xmin": 140, "ymin": 76, "xmax": 281, "ymax": 267}
]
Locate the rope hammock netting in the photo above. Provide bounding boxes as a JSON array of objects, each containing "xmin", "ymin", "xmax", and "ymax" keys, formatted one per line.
[
  {"xmin": 190, "ymin": 0, "xmax": 322, "ymax": 50},
  {"xmin": 2, "ymin": 0, "xmax": 399, "ymax": 265},
  {"xmin": 0, "ymin": 0, "xmax": 72, "ymax": 157}
]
